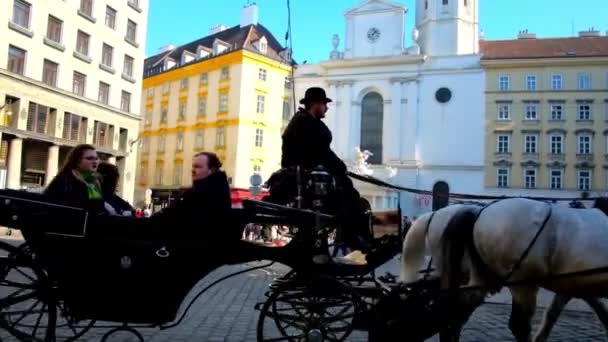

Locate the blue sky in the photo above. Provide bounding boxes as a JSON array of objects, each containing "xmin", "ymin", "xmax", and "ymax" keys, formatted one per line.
[{"xmin": 145, "ymin": 0, "xmax": 607, "ymax": 63}]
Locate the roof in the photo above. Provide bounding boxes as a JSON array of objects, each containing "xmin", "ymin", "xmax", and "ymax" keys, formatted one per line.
[
  {"xmin": 480, "ymin": 36, "xmax": 608, "ymax": 60},
  {"xmin": 144, "ymin": 24, "xmax": 292, "ymax": 78}
]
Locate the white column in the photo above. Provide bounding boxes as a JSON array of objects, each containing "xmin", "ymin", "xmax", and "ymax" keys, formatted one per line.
[
  {"xmin": 388, "ymin": 79, "xmax": 405, "ymax": 163},
  {"xmin": 341, "ymin": 81, "xmax": 355, "ymax": 162},
  {"xmin": 402, "ymin": 80, "xmax": 419, "ymax": 161},
  {"xmin": 7, "ymin": 138, "xmax": 23, "ymax": 189},
  {"xmin": 107, "ymin": 156, "xmax": 117, "ymax": 165},
  {"xmin": 15, "ymin": 100, "xmax": 28, "ymax": 131},
  {"xmin": 45, "ymin": 145, "xmax": 59, "ymax": 186},
  {"xmin": 327, "ymin": 81, "xmax": 339, "ymax": 150}
]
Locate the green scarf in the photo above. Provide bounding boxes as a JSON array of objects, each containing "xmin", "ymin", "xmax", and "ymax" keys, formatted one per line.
[{"xmin": 79, "ymin": 171, "xmax": 103, "ymax": 200}]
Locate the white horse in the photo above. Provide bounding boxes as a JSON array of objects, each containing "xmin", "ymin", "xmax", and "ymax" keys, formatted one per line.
[{"xmin": 400, "ymin": 199, "xmax": 608, "ymax": 342}]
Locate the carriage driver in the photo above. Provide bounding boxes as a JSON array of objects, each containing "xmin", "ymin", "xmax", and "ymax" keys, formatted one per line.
[{"xmin": 280, "ymin": 87, "xmax": 375, "ymax": 252}]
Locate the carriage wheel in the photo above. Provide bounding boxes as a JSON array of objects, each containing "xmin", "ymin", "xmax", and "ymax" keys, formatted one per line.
[
  {"xmin": 0, "ymin": 241, "xmax": 94, "ymax": 341},
  {"xmin": 257, "ymin": 276, "xmax": 364, "ymax": 342}
]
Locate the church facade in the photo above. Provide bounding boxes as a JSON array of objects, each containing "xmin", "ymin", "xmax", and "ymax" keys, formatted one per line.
[{"xmin": 293, "ymin": 0, "xmax": 485, "ymax": 216}]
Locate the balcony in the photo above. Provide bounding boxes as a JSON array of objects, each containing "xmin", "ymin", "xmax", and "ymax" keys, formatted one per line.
[
  {"xmin": 494, "ymin": 152, "xmax": 512, "ymax": 159},
  {"xmin": 547, "ymin": 153, "xmax": 565, "ymax": 162},
  {"xmin": 576, "ymin": 154, "xmax": 594, "ymax": 162},
  {"xmin": 522, "ymin": 153, "xmax": 539, "ymax": 160}
]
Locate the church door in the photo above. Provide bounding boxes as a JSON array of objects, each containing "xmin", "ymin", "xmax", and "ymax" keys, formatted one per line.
[
  {"xmin": 360, "ymin": 92, "xmax": 383, "ymax": 164},
  {"xmin": 432, "ymin": 181, "xmax": 450, "ymax": 211}
]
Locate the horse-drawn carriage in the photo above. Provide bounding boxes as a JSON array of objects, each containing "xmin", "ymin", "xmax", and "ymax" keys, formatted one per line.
[{"xmin": 0, "ymin": 167, "xmax": 433, "ymax": 342}]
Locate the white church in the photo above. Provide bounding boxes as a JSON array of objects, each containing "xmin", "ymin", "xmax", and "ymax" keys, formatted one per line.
[{"xmin": 293, "ymin": 0, "xmax": 485, "ymax": 216}]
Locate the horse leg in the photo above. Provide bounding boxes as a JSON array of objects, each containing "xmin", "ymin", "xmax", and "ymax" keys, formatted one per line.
[
  {"xmin": 583, "ymin": 298, "xmax": 608, "ymax": 339},
  {"xmin": 509, "ymin": 286, "xmax": 538, "ymax": 342},
  {"xmin": 532, "ymin": 293, "xmax": 570, "ymax": 342}
]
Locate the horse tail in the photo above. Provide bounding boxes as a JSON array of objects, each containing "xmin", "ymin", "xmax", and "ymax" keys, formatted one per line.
[
  {"xmin": 400, "ymin": 214, "xmax": 430, "ymax": 283},
  {"xmin": 441, "ymin": 208, "xmax": 480, "ymax": 291}
]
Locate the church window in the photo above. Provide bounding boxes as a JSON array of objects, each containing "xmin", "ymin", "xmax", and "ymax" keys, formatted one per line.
[
  {"xmin": 442, "ymin": 0, "xmax": 448, "ymax": 4},
  {"xmin": 425, "ymin": 0, "xmax": 428, "ymax": 9},
  {"xmin": 464, "ymin": 0, "xmax": 468, "ymax": 6},
  {"xmin": 360, "ymin": 92, "xmax": 384, "ymax": 164}
]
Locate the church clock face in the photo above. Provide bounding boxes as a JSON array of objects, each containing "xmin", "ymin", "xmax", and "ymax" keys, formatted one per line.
[{"xmin": 367, "ymin": 27, "xmax": 381, "ymax": 43}]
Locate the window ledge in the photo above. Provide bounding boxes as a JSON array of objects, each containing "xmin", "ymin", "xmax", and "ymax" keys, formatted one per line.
[
  {"xmin": 73, "ymin": 51, "xmax": 92, "ymax": 64},
  {"xmin": 548, "ymin": 119, "xmax": 565, "ymax": 123},
  {"xmin": 217, "ymin": 111, "xmax": 228, "ymax": 116},
  {"xmin": 43, "ymin": 37, "xmax": 65, "ymax": 52},
  {"xmin": 8, "ymin": 21, "xmax": 33, "ymax": 38},
  {"xmin": 124, "ymin": 37, "xmax": 139, "ymax": 48},
  {"xmin": 522, "ymin": 119, "xmax": 540, "ymax": 124},
  {"xmin": 576, "ymin": 119, "xmax": 593, "ymax": 123},
  {"xmin": 128, "ymin": 2, "xmax": 143, "ymax": 13},
  {"xmin": 99, "ymin": 63, "xmax": 116, "ymax": 75},
  {"xmin": 495, "ymin": 119, "xmax": 512, "ymax": 122},
  {"xmin": 121, "ymin": 73, "xmax": 136, "ymax": 83},
  {"xmin": 77, "ymin": 10, "xmax": 97, "ymax": 23}
]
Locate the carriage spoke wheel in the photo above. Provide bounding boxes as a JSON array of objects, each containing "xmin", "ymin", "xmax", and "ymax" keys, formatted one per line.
[
  {"xmin": 257, "ymin": 276, "xmax": 363, "ymax": 342},
  {"xmin": 0, "ymin": 241, "xmax": 94, "ymax": 341}
]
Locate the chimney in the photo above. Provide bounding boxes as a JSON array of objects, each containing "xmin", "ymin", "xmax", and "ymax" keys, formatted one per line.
[
  {"xmin": 209, "ymin": 24, "xmax": 227, "ymax": 35},
  {"xmin": 579, "ymin": 27, "xmax": 600, "ymax": 37},
  {"xmin": 158, "ymin": 44, "xmax": 175, "ymax": 53},
  {"xmin": 517, "ymin": 29, "xmax": 537, "ymax": 40},
  {"xmin": 240, "ymin": 2, "xmax": 259, "ymax": 27}
]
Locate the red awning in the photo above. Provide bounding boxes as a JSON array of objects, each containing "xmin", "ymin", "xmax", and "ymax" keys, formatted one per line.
[{"xmin": 230, "ymin": 188, "xmax": 268, "ymax": 207}]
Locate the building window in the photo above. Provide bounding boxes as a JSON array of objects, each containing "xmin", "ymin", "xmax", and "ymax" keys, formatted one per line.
[
  {"xmin": 577, "ymin": 134, "xmax": 592, "ymax": 154},
  {"xmin": 578, "ymin": 170, "xmax": 591, "ymax": 191},
  {"xmin": 198, "ymin": 98, "xmax": 207, "ymax": 116},
  {"xmin": 497, "ymin": 103, "xmax": 511, "ymax": 120},
  {"xmin": 93, "ymin": 121, "xmax": 111, "ymax": 147},
  {"xmin": 141, "ymin": 137, "xmax": 149, "ymax": 153},
  {"xmin": 173, "ymin": 163, "xmax": 182, "ymax": 186},
  {"xmin": 256, "ymin": 95, "xmax": 265, "ymax": 114},
  {"xmin": 180, "ymin": 78, "xmax": 188, "ymax": 89},
  {"xmin": 128, "ymin": 0, "xmax": 139, "ymax": 7},
  {"xmin": 98, "ymin": 82, "xmax": 110, "ymax": 104},
  {"xmin": 551, "ymin": 74, "xmax": 563, "ymax": 90},
  {"xmin": 8, "ymin": 45, "xmax": 26, "ymax": 75},
  {"xmin": 46, "ymin": 16, "xmax": 63, "ymax": 43},
  {"xmin": 105, "ymin": 6, "xmax": 116, "ymax": 29},
  {"xmin": 200, "ymin": 73, "xmax": 208, "ymax": 86},
  {"xmin": 578, "ymin": 73, "xmax": 592, "ymax": 90},
  {"xmin": 525, "ymin": 104, "xmax": 538, "ymax": 120},
  {"xmin": 154, "ymin": 163, "xmax": 163, "ymax": 185},
  {"xmin": 578, "ymin": 102, "xmax": 592, "ymax": 120},
  {"xmin": 80, "ymin": 0, "xmax": 93, "ymax": 17},
  {"xmin": 63, "ymin": 113, "xmax": 85, "ymax": 142},
  {"xmin": 158, "ymin": 136, "xmax": 166, "ymax": 152},
  {"xmin": 258, "ymin": 68, "xmax": 267, "ymax": 81},
  {"xmin": 497, "ymin": 168, "xmax": 509, "ymax": 187},
  {"xmin": 550, "ymin": 104, "xmax": 563, "ymax": 120},
  {"xmin": 283, "ymin": 100, "xmax": 291, "ymax": 120},
  {"xmin": 524, "ymin": 135, "xmax": 537, "ymax": 154},
  {"xmin": 526, "ymin": 75, "xmax": 537, "ymax": 91},
  {"xmin": 524, "ymin": 169, "xmax": 537, "ymax": 189},
  {"xmin": 176, "ymin": 132, "xmax": 184, "ymax": 151},
  {"xmin": 42, "ymin": 59, "xmax": 59, "ymax": 87},
  {"xmin": 126, "ymin": 20, "xmax": 137, "ymax": 43},
  {"xmin": 27, "ymin": 102, "xmax": 49, "ymax": 134},
  {"xmin": 216, "ymin": 126, "xmax": 226, "ymax": 147},
  {"xmin": 162, "ymin": 83, "xmax": 170, "ymax": 94},
  {"xmin": 102, "ymin": 44, "xmax": 113, "ymax": 67},
  {"xmin": 220, "ymin": 67, "xmax": 230, "ymax": 80},
  {"xmin": 498, "ymin": 75, "xmax": 510, "ymax": 91},
  {"xmin": 121, "ymin": 91, "xmax": 131, "ymax": 112},
  {"xmin": 144, "ymin": 110, "xmax": 151, "ymax": 125},
  {"xmin": 497, "ymin": 135, "xmax": 510, "ymax": 153},
  {"xmin": 284, "ymin": 77, "xmax": 292, "ymax": 89},
  {"xmin": 147, "ymin": 87, "xmax": 154, "ymax": 97},
  {"xmin": 550, "ymin": 135, "xmax": 564, "ymax": 154},
  {"xmin": 72, "ymin": 71, "xmax": 86, "ymax": 96},
  {"xmin": 443, "ymin": 0, "xmax": 448, "ymax": 4},
  {"xmin": 195, "ymin": 130, "xmax": 204, "ymax": 149},
  {"xmin": 160, "ymin": 106, "xmax": 168, "ymax": 123},
  {"xmin": 255, "ymin": 128, "xmax": 264, "ymax": 147},
  {"xmin": 550, "ymin": 169, "xmax": 563, "ymax": 190},
  {"xmin": 178, "ymin": 102, "xmax": 186, "ymax": 120},
  {"xmin": 76, "ymin": 31, "xmax": 90, "ymax": 56},
  {"xmin": 123, "ymin": 55, "xmax": 134, "ymax": 77},
  {"xmin": 253, "ymin": 165, "xmax": 262, "ymax": 174},
  {"xmin": 12, "ymin": 0, "xmax": 31, "ymax": 28},
  {"xmin": 219, "ymin": 94, "xmax": 228, "ymax": 112}
]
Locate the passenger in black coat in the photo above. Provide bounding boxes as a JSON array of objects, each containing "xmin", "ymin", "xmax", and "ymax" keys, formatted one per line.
[
  {"xmin": 153, "ymin": 152, "xmax": 232, "ymax": 239},
  {"xmin": 97, "ymin": 162, "xmax": 135, "ymax": 216}
]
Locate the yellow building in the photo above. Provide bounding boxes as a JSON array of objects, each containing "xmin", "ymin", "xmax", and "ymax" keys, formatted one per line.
[
  {"xmin": 0, "ymin": 0, "xmax": 148, "ymax": 203},
  {"xmin": 136, "ymin": 4, "xmax": 293, "ymax": 203},
  {"xmin": 482, "ymin": 31, "xmax": 608, "ymax": 197}
]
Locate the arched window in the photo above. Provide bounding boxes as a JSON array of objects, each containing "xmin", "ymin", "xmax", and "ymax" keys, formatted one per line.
[
  {"xmin": 432, "ymin": 181, "xmax": 450, "ymax": 211},
  {"xmin": 360, "ymin": 92, "xmax": 383, "ymax": 164}
]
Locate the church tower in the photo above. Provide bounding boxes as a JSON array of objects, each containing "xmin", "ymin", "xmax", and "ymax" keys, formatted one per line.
[{"xmin": 415, "ymin": 0, "xmax": 479, "ymax": 56}]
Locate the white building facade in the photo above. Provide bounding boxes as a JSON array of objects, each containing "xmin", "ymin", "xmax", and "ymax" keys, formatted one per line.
[{"xmin": 294, "ymin": 0, "xmax": 485, "ymax": 216}]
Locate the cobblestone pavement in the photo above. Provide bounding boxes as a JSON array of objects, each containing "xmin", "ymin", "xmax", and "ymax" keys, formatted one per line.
[{"xmin": 0, "ymin": 234, "xmax": 605, "ymax": 341}]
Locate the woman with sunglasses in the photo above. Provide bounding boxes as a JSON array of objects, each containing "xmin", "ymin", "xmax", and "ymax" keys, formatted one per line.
[{"xmin": 45, "ymin": 144, "xmax": 105, "ymax": 212}]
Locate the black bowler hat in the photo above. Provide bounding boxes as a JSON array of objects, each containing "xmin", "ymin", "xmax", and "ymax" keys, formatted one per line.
[{"xmin": 299, "ymin": 87, "xmax": 333, "ymax": 105}]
